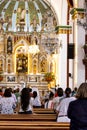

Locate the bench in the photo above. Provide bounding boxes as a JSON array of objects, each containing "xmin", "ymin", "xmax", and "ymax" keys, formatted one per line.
[
  {"xmin": 0, "ymin": 121, "xmax": 70, "ymax": 130},
  {"xmin": 33, "ymin": 108, "xmax": 55, "ymax": 114},
  {"xmin": 0, "ymin": 113, "xmax": 57, "ymax": 121}
]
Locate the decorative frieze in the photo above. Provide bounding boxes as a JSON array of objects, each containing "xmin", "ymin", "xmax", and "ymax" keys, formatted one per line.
[
  {"xmin": 70, "ymin": 8, "xmax": 85, "ymax": 20},
  {"xmin": 55, "ymin": 25, "xmax": 72, "ymax": 34}
]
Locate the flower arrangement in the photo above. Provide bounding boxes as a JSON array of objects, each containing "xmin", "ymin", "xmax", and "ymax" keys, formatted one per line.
[{"xmin": 44, "ymin": 72, "xmax": 55, "ymax": 83}]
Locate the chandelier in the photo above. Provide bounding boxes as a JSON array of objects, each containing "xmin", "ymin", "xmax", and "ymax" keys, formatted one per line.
[
  {"xmin": 27, "ymin": 0, "xmax": 61, "ymax": 55},
  {"xmin": 28, "ymin": 44, "xmax": 40, "ymax": 54},
  {"xmin": 41, "ymin": 33, "xmax": 62, "ymax": 54}
]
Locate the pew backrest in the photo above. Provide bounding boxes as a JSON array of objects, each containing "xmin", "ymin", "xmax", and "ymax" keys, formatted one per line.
[
  {"xmin": 0, "ymin": 113, "xmax": 57, "ymax": 121},
  {"xmin": 33, "ymin": 108, "xmax": 55, "ymax": 114},
  {"xmin": 0, "ymin": 121, "xmax": 70, "ymax": 130}
]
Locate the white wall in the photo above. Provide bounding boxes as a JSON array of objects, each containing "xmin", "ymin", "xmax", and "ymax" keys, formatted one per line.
[
  {"xmin": 59, "ymin": 34, "xmax": 67, "ymax": 90},
  {"xmin": 71, "ymin": 0, "xmax": 85, "ymax": 88},
  {"xmin": 49, "ymin": 0, "xmax": 85, "ymax": 89},
  {"xmin": 51, "ymin": 0, "xmax": 63, "ymax": 24},
  {"xmin": 77, "ymin": 25, "xmax": 85, "ymax": 87},
  {"xmin": 51, "ymin": 0, "xmax": 68, "ymax": 89}
]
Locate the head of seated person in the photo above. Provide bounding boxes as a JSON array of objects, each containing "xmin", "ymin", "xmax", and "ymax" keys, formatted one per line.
[{"xmin": 19, "ymin": 87, "xmax": 32, "ymax": 114}]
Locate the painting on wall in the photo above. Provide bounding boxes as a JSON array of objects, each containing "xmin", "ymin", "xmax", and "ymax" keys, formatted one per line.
[
  {"xmin": 7, "ymin": 76, "xmax": 16, "ymax": 82},
  {"xmin": 29, "ymin": 76, "xmax": 37, "ymax": 82}
]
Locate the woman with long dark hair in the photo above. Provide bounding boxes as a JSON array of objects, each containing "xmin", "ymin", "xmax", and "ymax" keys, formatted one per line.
[{"xmin": 19, "ymin": 88, "xmax": 33, "ymax": 114}]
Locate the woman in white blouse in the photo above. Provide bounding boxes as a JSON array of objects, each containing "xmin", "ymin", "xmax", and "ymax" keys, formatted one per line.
[
  {"xmin": 56, "ymin": 88, "xmax": 76, "ymax": 122},
  {"xmin": 32, "ymin": 91, "xmax": 41, "ymax": 108},
  {"xmin": 0, "ymin": 88, "xmax": 16, "ymax": 114}
]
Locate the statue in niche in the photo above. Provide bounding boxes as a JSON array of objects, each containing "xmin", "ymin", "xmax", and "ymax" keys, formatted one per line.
[
  {"xmin": 17, "ymin": 8, "xmax": 25, "ymax": 23},
  {"xmin": 50, "ymin": 62, "xmax": 54, "ymax": 73},
  {"xmin": 0, "ymin": 59, "xmax": 3, "ymax": 72},
  {"xmin": 40, "ymin": 59, "xmax": 46, "ymax": 73},
  {"xmin": 7, "ymin": 36, "xmax": 12, "ymax": 54},
  {"xmin": 33, "ymin": 60, "xmax": 37, "ymax": 74},
  {"xmin": 7, "ymin": 59, "xmax": 11, "ymax": 73},
  {"xmin": 32, "ymin": 36, "xmax": 38, "ymax": 45},
  {"xmin": 17, "ymin": 8, "xmax": 25, "ymax": 31},
  {"xmin": 32, "ymin": 16, "xmax": 37, "ymax": 31},
  {"xmin": 20, "ymin": 9, "xmax": 25, "ymax": 22},
  {"xmin": 33, "ymin": 64, "xmax": 36, "ymax": 74},
  {"xmin": 16, "ymin": 54, "xmax": 28, "ymax": 73}
]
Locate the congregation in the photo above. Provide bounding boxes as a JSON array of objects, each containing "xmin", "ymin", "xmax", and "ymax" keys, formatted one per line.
[
  {"xmin": 0, "ymin": 83, "xmax": 87, "ymax": 130},
  {"xmin": 0, "ymin": 85, "xmax": 75, "ymax": 116}
]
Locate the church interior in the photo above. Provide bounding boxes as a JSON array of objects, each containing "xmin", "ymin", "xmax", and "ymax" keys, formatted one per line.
[{"xmin": 0, "ymin": 0, "xmax": 87, "ymax": 95}]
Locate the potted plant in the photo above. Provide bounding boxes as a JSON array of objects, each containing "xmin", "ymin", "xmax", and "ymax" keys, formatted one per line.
[{"xmin": 44, "ymin": 72, "xmax": 55, "ymax": 83}]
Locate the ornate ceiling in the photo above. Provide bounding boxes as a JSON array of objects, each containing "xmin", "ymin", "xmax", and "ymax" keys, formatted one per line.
[{"xmin": 0, "ymin": 0, "xmax": 57, "ymax": 32}]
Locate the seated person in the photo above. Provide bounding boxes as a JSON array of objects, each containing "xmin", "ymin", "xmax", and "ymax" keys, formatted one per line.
[
  {"xmin": 0, "ymin": 88, "xmax": 16, "ymax": 114},
  {"xmin": 53, "ymin": 87, "xmax": 64, "ymax": 110},
  {"xmin": 18, "ymin": 88, "xmax": 33, "ymax": 114},
  {"xmin": 44, "ymin": 91, "xmax": 54, "ymax": 109},
  {"xmin": 56, "ymin": 88, "xmax": 76, "ymax": 122},
  {"xmin": 32, "ymin": 91, "xmax": 41, "ymax": 108}
]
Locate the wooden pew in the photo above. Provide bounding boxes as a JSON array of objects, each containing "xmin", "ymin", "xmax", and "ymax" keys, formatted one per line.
[
  {"xmin": 0, "ymin": 121, "xmax": 70, "ymax": 130},
  {"xmin": 0, "ymin": 114, "xmax": 57, "ymax": 121},
  {"xmin": 33, "ymin": 108, "xmax": 55, "ymax": 114}
]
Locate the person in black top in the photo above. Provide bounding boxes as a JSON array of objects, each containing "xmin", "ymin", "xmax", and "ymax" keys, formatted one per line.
[{"xmin": 68, "ymin": 82, "xmax": 87, "ymax": 130}]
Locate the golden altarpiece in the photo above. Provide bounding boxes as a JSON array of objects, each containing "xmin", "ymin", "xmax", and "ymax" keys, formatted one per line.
[
  {"xmin": 0, "ymin": 33, "xmax": 57, "ymax": 92},
  {"xmin": 0, "ymin": 0, "xmax": 58, "ymax": 94}
]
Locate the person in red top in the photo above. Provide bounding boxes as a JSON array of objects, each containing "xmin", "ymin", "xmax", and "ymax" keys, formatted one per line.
[{"xmin": 0, "ymin": 88, "xmax": 3, "ymax": 97}]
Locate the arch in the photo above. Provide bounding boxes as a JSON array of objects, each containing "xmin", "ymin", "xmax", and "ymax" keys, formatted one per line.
[
  {"xmin": 0, "ymin": 0, "xmax": 59, "ymax": 32},
  {"xmin": 13, "ymin": 39, "xmax": 29, "ymax": 74},
  {"xmin": 13, "ymin": 38, "xmax": 29, "ymax": 53},
  {"xmin": 7, "ymin": 36, "xmax": 12, "ymax": 41},
  {"xmin": 43, "ymin": 0, "xmax": 59, "ymax": 25},
  {"xmin": 39, "ymin": 55, "xmax": 48, "ymax": 73}
]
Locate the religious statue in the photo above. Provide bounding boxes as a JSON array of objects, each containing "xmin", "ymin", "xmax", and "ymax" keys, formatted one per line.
[{"xmin": 16, "ymin": 54, "xmax": 28, "ymax": 73}]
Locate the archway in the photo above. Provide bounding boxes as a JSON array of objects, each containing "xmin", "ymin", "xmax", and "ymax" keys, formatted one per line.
[{"xmin": 13, "ymin": 39, "xmax": 29, "ymax": 74}]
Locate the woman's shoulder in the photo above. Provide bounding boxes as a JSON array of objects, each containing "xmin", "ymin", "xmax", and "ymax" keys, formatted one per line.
[
  {"xmin": 9, "ymin": 96, "xmax": 16, "ymax": 101},
  {"xmin": 53, "ymin": 96, "xmax": 60, "ymax": 102},
  {"xmin": 69, "ymin": 98, "xmax": 78, "ymax": 106},
  {"xmin": 0, "ymin": 97, "xmax": 13, "ymax": 103},
  {"xmin": 59, "ymin": 96, "xmax": 76, "ymax": 104},
  {"xmin": 69, "ymin": 96, "xmax": 76, "ymax": 101}
]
